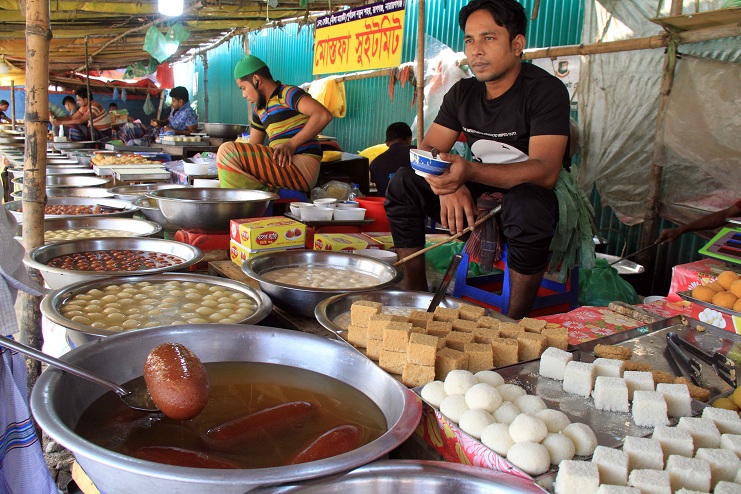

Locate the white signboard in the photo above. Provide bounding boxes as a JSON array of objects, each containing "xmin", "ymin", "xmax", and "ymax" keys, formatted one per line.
[{"xmin": 533, "ymin": 55, "xmax": 579, "ymax": 112}]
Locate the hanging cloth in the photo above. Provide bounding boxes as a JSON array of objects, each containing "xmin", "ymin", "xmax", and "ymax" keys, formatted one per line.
[
  {"xmin": 121, "ymin": 88, "xmax": 127, "ymax": 102},
  {"xmin": 143, "ymin": 92, "xmax": 155, "ymax": 115},
  {"xmin": 112, "ymin": 87, "xmax": 120, "ymax": 100}
]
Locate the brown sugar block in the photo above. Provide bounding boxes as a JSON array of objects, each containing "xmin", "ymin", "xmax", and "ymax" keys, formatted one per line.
[
  {"xmin": 407, "ymin": 333, "xmax": 439, "ymax": 366},
  {"xmin": 451, "ymin": 319, "xmax": 479, "ymax": 333},
  {"xmin": 433, "ymin": 306, "xmax": 459, "ymax": 322},
  {"xmin": 401, "ymin": 362, "xmax": 436, "ymax": 388},
  {"xmin": 476, "ymin": 316, "xmax": 501, "ymax": 329},
  {"xmin": 379, "ymin": 350, "xmax": 406, "ymax": 375},
  {"xmin": 464, "ymin": 342, "xmax": 494, "ymax": 373},
  {"xmin": 517, "ymin": 332, "xmax": 548, "ymax": 361},
  {"xmin": 498, "ymin": 322, "xmax": 526, "ymax": 339},
  {"xmin": 624, "ymin": 360, "xmax": 654, "ymax": 372},
  {"xmin": 435, "ymin": 347, "xmax": 469, "ymax": 381},
  {"xmin": 426, "ymin": 320, "xmax": 453, "ymax": 337},
  {"xmin": 409, "ymin": 310, "xmax": 435, "ymax": 328},
  {"xmin": 459, "ymin": 304, "xmax": 486, "ymax": 321},
  {"xmin": 382, "ymin": 325, "xmax": 413, "ymax": 352},
  {"xmin": 366, "ymin": 338, "xmax": 382, "ymax": 361},
  {"xmin": 369, "ymin": 319, "xmax": 412, "ymax": 341},
  {"xmin": 519, "ymin": 317, "xmax": 547, "ymax": 333},
  {"xmin": 368, "ymin": 314, "xmax": 409, "ymax": 331},
  {"xmin": 473, "ymin": 327, "xmax": 500, "ymax": 344},
  {"xmin": 346, "ymin": 324, "xmax": 368, "ymax": 348},
  {"xmin": 350, "ymin": 300, "xmax": 382, "ymax": 326},
  {"xmin": 491, "ymin": 337, "xmax": 519, "ymax": 367},
  {"xmin": 444, "ymin": 330, "xmax": 475, "ymax": 351},
  {"xmin": 409, "ymin": 325, "xmax": 429, "ymax": 336},
  {"xmin": 541, "ymin": 327, "xmax": 569, "ymax": 351}
]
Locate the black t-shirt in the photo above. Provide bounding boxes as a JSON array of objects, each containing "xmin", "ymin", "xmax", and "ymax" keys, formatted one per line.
[
  {"xmin": 370, "ymin": 143, "xmax": 415, "ymax": 197},
  {"xmin": 434, "ymin": 63, "xmax": 571, "ymax": 169}
]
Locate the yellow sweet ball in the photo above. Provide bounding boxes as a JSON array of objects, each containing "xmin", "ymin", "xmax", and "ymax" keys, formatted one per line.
[
  {"xmin": 692, "ymin": 285, "xmax": 716, "ymax": 303},
  {"xmin": 706, "ymin": 282, "xmax": 726, "ymax": 293},
  {"xmin": 730, "ymin": 279, "xmax": 741, "ymax": 298},
  {"xmin": 712, "ymin": 290, "xmax": 738, "ymax": 309},
  {"xmin": 712, "ymin": 397, "xmax": 740, "ymax": 411},
  {"xmin": 734, "ymin": 298, "xmax": 741, "ymax": 313},
  {"xmin": 717, "ymin": 270, "xmax": 740, "ymax": 290},
  {"xmin": 733, "ymin": 386, "xmax": 741, "ymax": 409}
]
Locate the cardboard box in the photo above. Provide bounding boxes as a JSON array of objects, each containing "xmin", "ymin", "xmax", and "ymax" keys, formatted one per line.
[
  {"xmin": 363, "ymin": 232, "xmax": 395, "ymax": 250},
  {"xmin": 313, "ymin": 233, "xmax": 383, "ymax": 252},
  {"xmin": 230, "ymin": 217, "xmax": 305, "ymax": 250},
  {"xmin": 229, "ymin": 240, "xmax": 300, "ymax": 266}
]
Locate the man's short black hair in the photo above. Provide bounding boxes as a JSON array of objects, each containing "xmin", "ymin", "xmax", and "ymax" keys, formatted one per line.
[
  {"xmin": 385, "ymin": 122, "xmax": 412, "ymax": 142},
  {"xmin": 0, "ymin": 100, "xmax": 8, "ymax": 106},
  {"xmin": 459, "ymin": 0, "xmax": 527, "ymax": 41},
  {"xmin": 109, "ymin": 102, "xmax": 118, "ymax": 110},
  {"xmin": 169, "ymin": 86, "xmax": 190, "ymax": 102},
  {"xmin": 62, "ymin": 96, "xmax": 76, "ymax": 106},
  {"xmin": 74, "ymin": 87, "xmax": 92, "ymax": 101}
]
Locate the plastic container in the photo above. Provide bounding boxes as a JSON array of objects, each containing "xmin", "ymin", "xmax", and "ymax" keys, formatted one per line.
[
  {"xmin": 334, "ymin": 208, "xmax": 366, "ymax": 221},
  {"xmin": 355, "ymin": 197, "xmax": 390, "ymax": 232}
]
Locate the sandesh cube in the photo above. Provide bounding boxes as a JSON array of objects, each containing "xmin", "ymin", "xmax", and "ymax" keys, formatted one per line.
[
  {"xmin": 539, "ymin": 347, "xmax": 573, "ymax": 381},
  {"xmin": 593, "ymin": 376, "xmax": 629, "ymax": 413},
  {"xmin": 562, "ymin": 361, "xmax": 595, "ymax": 397},
  {"xmin": 632, "ymin": 390, "xmax": 669, "ymax": 428}
]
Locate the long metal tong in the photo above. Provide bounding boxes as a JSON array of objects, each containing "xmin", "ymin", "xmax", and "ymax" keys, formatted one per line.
[
  {"xmin": 666, "ymin": 332, "xmax": 703, "ymax": 386},
  {"xmin": 666, "ymin": 332, "xmax": 737, "ymax": 388}
]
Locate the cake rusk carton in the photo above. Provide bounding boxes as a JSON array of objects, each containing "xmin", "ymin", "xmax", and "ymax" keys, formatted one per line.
[
  {"xmin": 229, "ymin": 240, "xmax": 300, "ymax": 266},
  {"xmin": 230, "ymin": 217, "xmax": 305, "ymax": 250},
  {"xmin": 313, "ymin": 233, "xmax": 384, "ymax": 252}
]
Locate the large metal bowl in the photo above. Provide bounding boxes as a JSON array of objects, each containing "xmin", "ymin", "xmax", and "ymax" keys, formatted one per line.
[
  {"xmin": 6, "ymin": 166, "xmax": 95, "ymax": 178},
  {"xmin": 31, "ymin": 325, "xmax": 421, "ymax": 494},
  {"xmin": 40, "ymin": 273, "xmax": 273, "ymax": 346},
  {"xmin": 243, "ymin": 251, "xmax": 403, "ymax": 318},
  {"xmin": 149, "ymin": 188, "xmax": 278, "ymax": 232},
  {"xmin": 11, "ymin": 187, "xmax": 114, "ymax": 200},
  {"xmin": 5, "ymin": 197, "xmax": 137, "ymax": 222},
  {"xmin": 53, "ymin": 140, "xmax": 97, "ymax": 150},
  {"xmin": 15, "ymin": 217, "xmax": 162, "ymax": 243},
  {"xmin": 202, "ymin": 122, "xmax": 245, "ymax": 139},
  {"xmin": 25, "ymin": 237, "xmax": 204, "ymax": 290},
  {"xmin": 108, "ymin": 183, "xmax": 187, "ymax": 202},
  {"xmin": 11, "ymin": 175, "xmax": 109, "ymax": 191},
  {"xmin": 131, "ymin": 196, "xmax": 181, "ymax": 231}
]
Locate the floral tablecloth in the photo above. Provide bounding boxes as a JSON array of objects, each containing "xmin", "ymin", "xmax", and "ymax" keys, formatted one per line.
[{"xmin": 667, "ymin": 258, "xmax": 730, "ymax": 300}]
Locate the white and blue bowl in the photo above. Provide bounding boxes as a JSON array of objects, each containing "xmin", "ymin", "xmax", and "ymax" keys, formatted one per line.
[{"xmin": 410, "ymin": 149, "xmax": 452, "ymax": 177}]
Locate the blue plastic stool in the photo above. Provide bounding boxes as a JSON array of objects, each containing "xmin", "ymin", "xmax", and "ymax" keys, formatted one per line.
[
  {"xmin": 452, "ymin": 244, "xmax": 579, "ymax": 316},
  {"xmin": 265, "ymin": 188, "xmax": 308, "ymax": 216}
]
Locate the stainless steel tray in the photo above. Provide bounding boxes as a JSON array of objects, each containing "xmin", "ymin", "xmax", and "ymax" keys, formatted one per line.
[
  {"xmin": 595, "ymin": 253, "xmax": 645, "ymax": 276},
  {"xmin": 678, "ymin": 289, "xmax": 741, "ymax": 319}
]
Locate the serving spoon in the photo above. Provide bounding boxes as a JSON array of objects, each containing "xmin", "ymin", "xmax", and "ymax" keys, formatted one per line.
[{"xmin": 0, "ymin": 336, "xmax": 160, "ymax": 413}]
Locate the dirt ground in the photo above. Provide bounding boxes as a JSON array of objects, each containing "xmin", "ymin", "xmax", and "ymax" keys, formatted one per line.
[{"xmin": 42, "ymin": 432, "xmax": 75, "ymax": 493}]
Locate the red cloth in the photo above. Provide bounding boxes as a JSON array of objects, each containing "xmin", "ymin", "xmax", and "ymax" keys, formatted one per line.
[{"xmin": 156, "ymin": 63, "xmax": 175, "ymax": 89}]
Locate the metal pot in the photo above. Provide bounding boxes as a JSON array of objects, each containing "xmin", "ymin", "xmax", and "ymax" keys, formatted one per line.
[
  {"xmin": 108, "ymin": 183, "xmax": 187, "ymax": 202},
  {"xmin": 30, "ymin": 325, "xmax": 421, "ymax": 494},
  {"xmin": 242, "ymin": 251, "xmax": 403, "ymax": 317},
  {"xmin": 202, "ymin": 122, "xmax": 246, "ymax": 139},
  {"xmin": 148, "ymin": 188, "xmax": 278, "ymax": 232},
  {"xmin": 25, "ymin": 237, "xmax": 204, "ymax": 290}
]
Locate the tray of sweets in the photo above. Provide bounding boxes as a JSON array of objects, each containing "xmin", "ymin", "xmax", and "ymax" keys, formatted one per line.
[{"xmin": 677, "ymin": 289, "xmax": 741, "ymax": 319}]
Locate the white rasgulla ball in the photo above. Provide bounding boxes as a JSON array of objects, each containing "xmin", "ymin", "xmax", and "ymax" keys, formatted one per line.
[
  {"xmin": 474, "ymin": 370, "xmax": 505, "ymax": 387},
  {"xmin": 481, "ymin": 423, "xmax": 515, "ymax": 456},
  {"xmin": 506, "ymin": 441, "xmax": 551, "ymax": 476},
  {"xmin": 541, "ymin": 433, "xmax": 575, "ymax": 465},
  {"xmin": 439, "ymin": 394, "xmax": 469, "ymax": 424},
  {"xmin": 464, "ymin": 383, "xmax": 503, "ymax": 413},
  {"xmin": 458, "ymin": 409, "xmax": 496, "ymax": 439},
  {"xmin": 444, "ymin": 370, "xmax": 478, "ymax": 396},
  {"xmin": 493, "ymin": 401, "xmax": 521, "ymax": 425},
  {"xmin": 535, "ymin": 409, "xmax": 571, "ymax": 433},
  {"xmin": 509, "ymin": 413, "xmax": 548, "ymax": 443},
  {"xmin": 561, "ymin": 423, "xmax": 598, "ymax": 456},
  {"xmin": 514, "ymin": 394, "xmax": 547, "ymax": 414},
  {"xmin": 420, "ymin": 380, "xmax": 448, "ymax": 408},
  {"xmin": 496, "ymin": 383, "xmax": 527, "ymax": 402}
]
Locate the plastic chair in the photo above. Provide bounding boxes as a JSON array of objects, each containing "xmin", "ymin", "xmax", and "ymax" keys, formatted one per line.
[
  {"xmin": 452, "ymin": 244, "xmax": 579, "ymax": 316},
  {"xmin": 265, "ymin": 188, "xmax": 309, "ymax": 216}
]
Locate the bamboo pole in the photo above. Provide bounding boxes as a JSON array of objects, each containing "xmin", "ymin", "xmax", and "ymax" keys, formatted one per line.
[
  {"xmin": 202, "ymin": 53, "xmax": 209, "ymax": 122},
  {"xmin": 670, "ymin": 0, "xmax": 683, "ymax": 16},
  {"xmin": 156, "ymin": 89, "xmax": 166, "ymax": 121},
  {"xmin": 415, "ymin": 0, "xmax": 425, "ymax": 143},
  {"xmin": 21, "ymin": 0, "xmax": 50, "ymax": 391},
  {"xmin": 9, "ymin": 80, "xmax": 16, "ymax": 126},
  {"xmin": 84, "ymin": 36, "xmax": 95, "ymax": 139}
]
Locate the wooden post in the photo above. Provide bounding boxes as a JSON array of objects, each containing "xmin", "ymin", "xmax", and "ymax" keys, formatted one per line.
[
  {"xmin": 670, "ymin": 0, "xmax": 683, "ymax": 16},
  {"xmin": 202, "ymin": 53, "xmax": 209, "ymax": 122},
  {"xmin": 416, "ymin": 0, "xmax": 425, "ymax": 143},
  {"xmin": 156, "ymin": 89, "xmax": 166, "ymax": 121},
  {"xmin": 638, "ymin": 38, "xmax": 679, "ymax": 268},
  {"xmin": 9, "ymin": 80, "xmax": 16, "ymax": 126},
  {"xmin": 85, "ymin": 37, "xmax": 95, "ymax": 139},
  {"xmin": 22, "ymin": 0, "xmax": 50, "ymax": 390}
]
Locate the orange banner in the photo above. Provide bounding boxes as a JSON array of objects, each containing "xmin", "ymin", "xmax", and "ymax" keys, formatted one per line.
[{"xmin": 313, "ymin": 0, "xmax": 405, "ymax": 75}]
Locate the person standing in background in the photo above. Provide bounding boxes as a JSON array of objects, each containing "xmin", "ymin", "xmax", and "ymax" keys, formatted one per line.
[{"xmin": 370, "ymin": 122, "xmax": 415, "ymax": 197}]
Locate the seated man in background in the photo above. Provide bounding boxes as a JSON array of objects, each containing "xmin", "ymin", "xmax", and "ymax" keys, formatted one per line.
[
  {"xmin": 0, "ymin": 100, "xmax": 11, "ymax": 123},
  {"xmin": 371, "ymin": 122, "xmax": 414, "ymax": 197},
  {"xmin": 217, "ymin": 55, "xmax": 332, "ymax": 193},
  {"xmin": 50, "ymin": 88, "xmax": 112, "ymax": 141},
  {"xmin": 117, "ymin": 87, "xmax": 198, "ymax": 146}
]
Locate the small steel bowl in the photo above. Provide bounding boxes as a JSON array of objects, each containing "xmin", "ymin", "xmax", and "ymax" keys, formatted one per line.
[
  {"xmin": 242, "ymin": 251, "xmax": 403, "ymax": 317},
  {"xmin": 15, "ymin": 217, "xmax": 162, "ymax": 244},
  {"xmin": 149, "ymin": 188, "xmax": 278, "ymax": 232},
  {"xmin": 25, "ymin": 237, "xmax": 203, "ymax": 289},
  {"xmin": 5, "ymin": 197, "xmax": 137, "ymax": 222},
  {"xmin": 40, "ymin": 273, "xmax": 273, "ymax": 346},
  {"xmin": 108, "ymin": 183, "xmax": 187, "ymax": 202}
]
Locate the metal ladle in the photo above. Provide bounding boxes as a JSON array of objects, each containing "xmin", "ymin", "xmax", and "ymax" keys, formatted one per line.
[{"xmin": 0, "ymin": 336, "xmax": 159, "ymax": 413}]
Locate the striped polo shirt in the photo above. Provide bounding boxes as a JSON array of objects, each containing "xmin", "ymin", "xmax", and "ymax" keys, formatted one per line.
[
  {"xmin": 80, "ymin": 101, "xmax": 111, "ymax": 131},
  {"xmin": 250, "ymin": 83, "xmax": 322, "ymax": 160}
]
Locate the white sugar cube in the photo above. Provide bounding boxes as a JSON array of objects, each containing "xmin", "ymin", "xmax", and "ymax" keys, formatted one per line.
[
  {"xmin": 623, "ymin": 370, "xmax": 654, "ymax": 400},
  {"xmin": 596, "ymin": 487, "xmax": 640, "ymax": 494},
  {"xmin": 702, "ymin": 407, "xmax": 741, "ymax": 435},
  {"xmin": 554, "ymin": 460, "xmax": 599, "ymax": 494},
  {"xmin": 665, "ymin": 454, "xmax": 712, "ymax": 492},
  {"xmin": 623, "ymin": 435, "xmax": 664, "ymax": 470},
  {"xmin": 694, "ymin": 447, "xmax": 741, "ymax": 487},
  {"xmin": 677, "ymin": 417, "xmax": 721, "ymax": 451},
  {"xmin": 632, "ymin": 390, "xmax": 669, "ymax": 428},
  {"xmin": 594, "ymin": 357, "xmax": 624, "ymax": 377},
  {"xmin": 563, "ymin": 361, "xmax": 595, "ymax": 397},
  {"xmin": 719, "ymin": 433, "xmax": 741, "ymax": 460},
  {"xmin": 652, "ymin": 425, "xmax": 694, "ymax": 461},
  {"xmin": 627, "ymin": 469, "xmax": 671, "ymax": 494},
  {"xmin": 592, "ymin": 445, "xmax": 628, "ymax": 486},
  {"xmin": 674, "ymin": 489, "xmax": 711, "ymax": 494},
  {"xmin": 714, "ymin": 481, "xmax": 741, "ymax": 494},
  {"xmin": 656, "ymin": 383, "xmax": 691, "ymax": 417},
  {"xmin": 539, "ymin": 347, "xmax": 573, "ymax": 381},
  {"xmin": 593, "ymin": 376, "xmax": 629, "ymax": 413}
]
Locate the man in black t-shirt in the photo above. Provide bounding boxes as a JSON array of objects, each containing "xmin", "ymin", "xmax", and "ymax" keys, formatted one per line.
[
  {"xmin": 371, "ymin": 122, "xmax": 415, "ymax": 197},
  {"xmin": 385, "ymin": 0, "xmax": 570, "ymax": 319}
]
